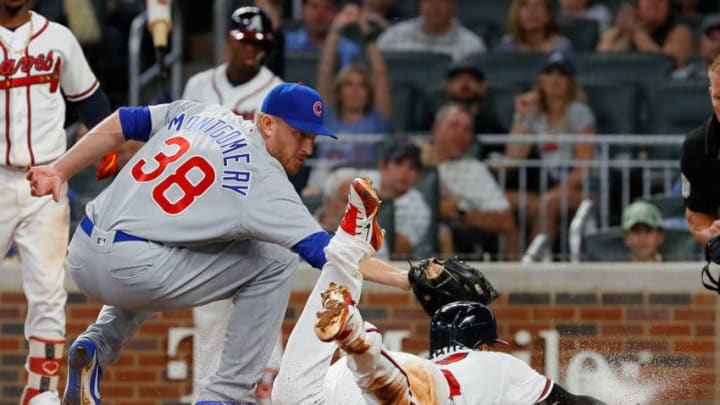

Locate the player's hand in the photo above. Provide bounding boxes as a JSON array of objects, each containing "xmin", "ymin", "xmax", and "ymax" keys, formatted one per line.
[{"xmin": 26, "ymin": 165, "xmax": 63, "ymax": 202}]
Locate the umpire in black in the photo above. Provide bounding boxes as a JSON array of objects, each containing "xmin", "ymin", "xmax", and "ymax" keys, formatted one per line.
[{"xmin": 681, "ymin": 57, "xmax": 720, "ymax": 245}]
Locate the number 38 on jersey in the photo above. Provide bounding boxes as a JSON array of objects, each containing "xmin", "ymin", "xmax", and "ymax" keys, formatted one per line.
[{"xmin": 131, "ymin": 135, "xmax": 216, "ymax": 215}]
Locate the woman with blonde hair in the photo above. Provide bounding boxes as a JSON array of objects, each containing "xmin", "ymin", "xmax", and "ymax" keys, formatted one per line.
[
  {"xmin": 505, "ymin": 51, "xmax": 595, "ymax": 252},
  {"xmin": 497, "ymin": 0, "xmax": 573, "ymax": 53},
  {"xmin": 315, "ymin": 3, "xmax": 392, "ymax": 162}
]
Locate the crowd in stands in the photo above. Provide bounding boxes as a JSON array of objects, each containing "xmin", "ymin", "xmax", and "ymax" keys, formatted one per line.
[{"xmin": 47, "ymin": 0, "xmax": 720, "ymax": 262}]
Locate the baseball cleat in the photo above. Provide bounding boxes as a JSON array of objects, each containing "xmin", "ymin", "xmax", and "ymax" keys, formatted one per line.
[
  {"xmin": 63, "ymin": 338, "xmax": 102, "ymax": 405},
  {"xmin": 338, "ymin": 177, "xmax": 385, "ymax": 253},
  {"xmin": 26, "ymin": 390, "xmax": 61, "ymax": 405},
  {"xmin": 315, "ymin": 282, "xmax": 363, "ymax": 345}
]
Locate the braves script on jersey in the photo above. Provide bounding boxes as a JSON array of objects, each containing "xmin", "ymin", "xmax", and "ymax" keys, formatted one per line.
[
  {"xmin": 86, "ymin": 100, "xmax": 321, "ymax": 246},
  {"xmin": 0, "ymin": 11, "xmax": 99, "ymax": 167},
  {"xmin": 182, "ymin": 65, "xmax": 282, "ymax": 119}
]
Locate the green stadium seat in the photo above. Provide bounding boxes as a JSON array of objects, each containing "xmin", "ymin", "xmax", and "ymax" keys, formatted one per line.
[
  {"xmin": 486, "ymin": 81, "xmax": 525, "ymax": 130},
  {"xmin": 382, "ymin": 51, "xmax": 452, "ymax": 89},
  {"xmin": 642, "ymin": 195, "xmax": 685, "ymax": 219},
  {"xmin": 582, "ymin": 227, "xmax": 699, "ymax": 261},
  {"xmin": 475, "ymin": 52, "xmax": 547, "ymax": 87},
  {"xmin": 377, "ymin": 199, "xmax": 396, "ymax": 253},
  {"xmin": 411, "ymin": 167, "xmax": 440, "ymax": 256},
  {"xmin": 391, "ymin": 82, "xmax": 420, "ymax": 134},
  {"xmin": 643, "ymin": 80, "xmax": 712, "ymax": 159},
  {"xmin": 465, "ymin": 18, "xmax": 504, "ymax": 49},
  {"xmin": 576, "ymin": 52, "xmax": 675, "ymax": 91},
  {"xmin": 456, "ymin": 0, "xmax": 511, "ymax": 27},
  {"xmin": 284, "ymin": 51, "xmax": 321, "ymax": 88},
  {"xmin": 558, "ymin": 17, "xmax": 599, "ymax": 52},
  {"xmin": 579, "ymin": 78, "xmax": 640, "ymax": 135}
]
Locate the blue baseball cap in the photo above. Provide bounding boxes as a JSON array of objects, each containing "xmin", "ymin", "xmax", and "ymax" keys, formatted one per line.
[{"xmin": 261, "ymin": 83, "xmax": 336, "ymax": 139}]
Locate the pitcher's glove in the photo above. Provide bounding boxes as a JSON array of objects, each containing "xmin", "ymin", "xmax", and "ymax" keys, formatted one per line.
[
  {"xmin": 408, "ymin": 257, "xmax": 499, "ymax": 316},
  {"xmin": 702, "ymin": 233, "xmax": 720, "ymax": 294}
]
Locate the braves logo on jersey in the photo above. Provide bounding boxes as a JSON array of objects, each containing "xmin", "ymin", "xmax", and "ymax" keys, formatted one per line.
[{"xmin": 0, "ymin": 51, "xmax": 61, "ymax": 92}]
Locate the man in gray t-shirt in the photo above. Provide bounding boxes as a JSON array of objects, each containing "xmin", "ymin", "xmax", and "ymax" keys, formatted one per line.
[{"xmin": 27, "ymin": 83, "xmax": 407, "ymax": 404}]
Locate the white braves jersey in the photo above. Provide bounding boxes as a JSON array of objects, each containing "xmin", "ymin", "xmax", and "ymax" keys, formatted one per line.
[
  {"xmin": 0, "ymin": 11, "xmax": 99, "ymax": 167},
  {"xmin": 86, "ymin": 100, "xmax": 322, "ymax": 246},
  {"xmin": 433, "ymin": 348, "xmax": 553, "ymax": 405},
  {"xmin": 182, "ymin": 65, "xmax": 282, "ymax": 120}
]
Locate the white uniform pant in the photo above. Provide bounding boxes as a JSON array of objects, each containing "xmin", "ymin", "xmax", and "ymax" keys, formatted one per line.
[
  {"xmin": 0, "ymin": 166, "xmax": 68, "ymax": 341},
  {"xmin": 273, "ymin": 232, "xmax": 450, "ymax": 404}
]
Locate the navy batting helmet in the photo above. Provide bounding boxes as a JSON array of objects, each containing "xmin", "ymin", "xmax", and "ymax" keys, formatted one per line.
[
  {"xmin": 229, "ymin": 6, "xmax": 274, "ymax": 46},
  {"xmin": 429, "ymin": 301, "xmax": 509, "ymax": 357}
]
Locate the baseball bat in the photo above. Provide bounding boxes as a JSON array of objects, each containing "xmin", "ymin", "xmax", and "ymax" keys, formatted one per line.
[{"xmin": 146, "ymin": 0, "xmax": 172, "ymax": 102}]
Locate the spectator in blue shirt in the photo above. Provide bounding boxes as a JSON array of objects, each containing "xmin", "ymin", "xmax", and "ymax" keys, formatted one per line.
[{"xmin": 286, "ymin": 0, "xmax": 361, "ymax": 67}]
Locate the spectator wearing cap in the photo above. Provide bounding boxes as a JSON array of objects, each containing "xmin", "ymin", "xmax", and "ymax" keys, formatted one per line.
[
  {"xmin": 371, "ymin": 138, "xmax": 431, "ymax": 257},
  {"xmin": 506, "ymin": 51, "xmax": 596, "ymax": 251},
  {"xmin": 674, "ymin": 13, "xmax": 720, "ymax": 79},
  {"xmin": 597, "ymin": 0, "xmax": 694, "ymax": 71},
  {"xmin": 622, "ymin": 200, "xmax": 665, "ymax": 262},
  {"xmin": 417, "ymin": 58, "xmax": 506, "ymax": 157},
  {"xmin": 496, "ymin": 0, "xmax": 574, "ymax": 54},
  {"xmin": 286, "ymin": 0, "xmax": 361, "ymax": 67},
  {"xmin": 312, "ymin": 139, "xmax": 431, "ymax": 259},
  {"xmin": 377, "ymin": 0, "xmax": 486, "ymax": 62}
]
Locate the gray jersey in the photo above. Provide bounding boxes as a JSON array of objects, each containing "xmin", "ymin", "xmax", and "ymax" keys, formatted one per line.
[{"xmin": 87, "ymin": 100, "xmax": 321, "ymax": 247}]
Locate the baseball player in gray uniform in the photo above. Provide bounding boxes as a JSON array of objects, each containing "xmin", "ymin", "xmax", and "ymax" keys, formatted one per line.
[
  {"xmin": 26, "ymin": 82, "xmax": 408, "ymax": 405},
  {"xmin": 182, "ymin": 7, "xmax": 285, "ymax": 399}
]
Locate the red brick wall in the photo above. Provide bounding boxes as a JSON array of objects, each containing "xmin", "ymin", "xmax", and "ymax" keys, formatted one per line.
[{"xmin": 1, "ymin": 288, "xmax": 717, "ymax": 404}]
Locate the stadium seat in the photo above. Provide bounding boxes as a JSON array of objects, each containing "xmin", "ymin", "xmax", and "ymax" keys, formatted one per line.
[
  {"xmin": 377, "ymin": 199, "xmax": 396, "ymax": 253},
  {"xmin": 382, "ymin": 51, "xmax": 452, "ymax": 89},
  {"xmin": 579, "ymin": 78, "xmax": 640, "ymax": 135},
  {"xmin": 581, "ymin": 227, "xmax": 699, "ymax": 261},
  {"xmin": 411, "ymin": 167, "xmax": 440, "ymax": 256},
  {"xmin": 284, "ymin": 51, "xmax": 321, "ymax": 88},
  {"xmin": 642, "ymin": 195, "xmax": 685, "ymax": 220},
  {"xmin": 575, "ymin": 52, "xmax": 675, "ymax": 90},
  {"xmin": 301, "ymin": 194, "xmax": 323, "ymax": 215},
  {"xmin": 558, "ymin": 17, "xmax": 599, "ymax": 53},
  {"xmin": 456, "ymin": 0, "xmax": 511, "ymax": 27},
  {"xmin": 465, "ymin": 18, "xmax": 504, "ymax": 49},
  {"xmin": 475, "ymin": 52, "xmax": 547, "ymax": 87},
  {"xmin": 486, "ymin": 81, "xmax": 526, "ymax": 130},
  {"xmin": 390, "ymin": 81, "xmax": 420, "ymax": 134},
  {"xmin": 643, "ymin": 80, "xmax": 712, "ymax": 159}
]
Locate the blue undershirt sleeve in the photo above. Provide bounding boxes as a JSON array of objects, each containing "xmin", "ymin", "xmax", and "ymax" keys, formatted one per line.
[
  {"xmin": 118, "ymin": 106, "xmax": 152, "ymax": 142},
  {"xmin": 292, "ymin": 231, "xmax": 332, "ymax": 270}
]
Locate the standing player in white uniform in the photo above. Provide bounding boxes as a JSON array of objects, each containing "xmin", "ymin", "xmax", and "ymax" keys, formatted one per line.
[
  {"xmin": 27, "ymin": 83, "xmax": 407, "ymax": 405},
  {"xmin": 0, "ymin": 1, "xmax": 112, "ymax": 404},
  {"xmin": 276, "ymin": 263, "xmax": 608, "ymax": 404},
  {"xmin": 182, "ymin": 7, "xmax": 285, "ymax": 399}
]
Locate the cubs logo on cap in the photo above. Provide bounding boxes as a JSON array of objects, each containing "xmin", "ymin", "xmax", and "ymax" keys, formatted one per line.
[{"xmin": 261, "ymin": 83, "xmax": 336, "ymax": 138}]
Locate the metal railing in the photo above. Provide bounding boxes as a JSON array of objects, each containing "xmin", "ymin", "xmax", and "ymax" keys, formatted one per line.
[{"xmin": 310, "ymin": 133, "xmax": 686, "ymax": 261}]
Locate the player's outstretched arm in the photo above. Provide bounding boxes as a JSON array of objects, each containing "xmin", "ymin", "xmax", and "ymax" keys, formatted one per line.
[
  {"xmin": 359, "ymin": 257, "xmax": 410, "ymax": 290},
  {"xmin": 538, "ymin": 384, "xmax": 607, "ymax": 405},
  {"xmin": 26, "ymin": 110, "xmax": 126, "ymax": 201}
]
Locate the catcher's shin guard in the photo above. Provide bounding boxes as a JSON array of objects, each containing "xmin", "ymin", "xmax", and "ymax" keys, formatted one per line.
[{"xmin": 21, "ymin": 337, "xmax": 64, "ymax": 405}]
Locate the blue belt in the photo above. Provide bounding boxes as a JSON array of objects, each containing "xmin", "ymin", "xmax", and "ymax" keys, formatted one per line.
[{"xmin": 80, "ymin": 217, "xmax": 146, "ymax": 243}]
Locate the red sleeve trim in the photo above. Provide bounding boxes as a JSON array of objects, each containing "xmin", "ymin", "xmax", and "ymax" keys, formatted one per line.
[
  {"xmin": 66, "ymin": 80, "xmax": 99, "ymax": 101},
  {"xmin": 537, "ymin": 378, "xmax": 554, "ymax": 402}
]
